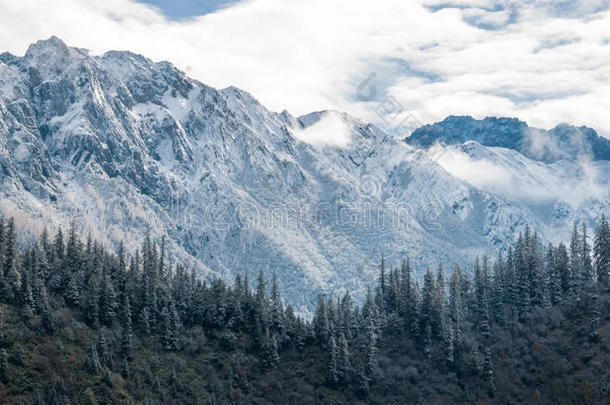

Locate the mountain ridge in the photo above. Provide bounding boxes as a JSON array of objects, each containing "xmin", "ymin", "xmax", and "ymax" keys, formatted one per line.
[
  {"xmin": 1, "ymin": 37, "xmax": 608, "ymax": 311},
  {"xmin": 406, "ymin": 115, "xmax": 610, "ymax": 163}
]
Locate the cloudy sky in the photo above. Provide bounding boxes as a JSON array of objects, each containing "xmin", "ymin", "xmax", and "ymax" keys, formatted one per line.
[{"xmin": 1, "ymin": 0, "xmax": 609, "ymax": 136}]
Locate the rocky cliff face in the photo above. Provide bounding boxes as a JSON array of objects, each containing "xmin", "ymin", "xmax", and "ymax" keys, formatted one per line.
[{"xmin": 1, "ymin": 37, "xmax": 608, "ymax": 311}]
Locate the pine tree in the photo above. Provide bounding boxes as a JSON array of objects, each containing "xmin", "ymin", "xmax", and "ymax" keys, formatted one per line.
[
  {"xmin": 362, "ymin": 286, "xmax": 376, "ymax": 321},
  {"xmin": 475, "ymin": 258, "xmax": 492, "ymax": 336},
  {"xmin": 121, "ymin": 356, "xmax": 130, "ymax": 380},
  {"xmin": 270, "ymin": 271, "xmax": 284, "ymax": 332},
  {"xmin": 483, "ymin": 347, "xmax": 496, "ymax": 397},
  {"xmin": 449, "ymin": 265, "xmax": 464, "ymax": 343},
  {"xmin": 11, "ymin": 343, "xmax": 25, "ymax": 365},
  {"xmin": 356, "ymin": 366, "xmax": 370, "ymax": 397},
  {"xmin": 100, "ymin": 273, "xmax": 118, "ymax": 326},
  {"xmin": 527, "ymin": 232, "xmax": 545, "ymax": 307},
  {"xmin": 589, "ymin": 286, "xmax": 601, "ymax": 342},
  {"xmin": 262, "ymin": 330, "xmax": 279, "ymax": 370},
  {"xmin": 140, "ymin": 306, "xmax": 151, "ymax": 335},
  {"xmin": 86, "ymin": 343, "xmax": 102, "ymax": 374},
  {"xmin": 170, "ymin": 366, "xmax": 179, "ymax": 396},
  {"xmin": 0, "ymin": 217, "xmax": 5, "ymax": 276},
  {"xmin": 327, "ymin": 331, "xmax": 339, "ymax": 385},
  {"xmin": 97, "ymin": 332, "xmax": 113, "ymax": 370},
  {"xmin": 443, "ymin": 321, "xmax": 455, "ymax": 366},
  {"xmin": 0, "ymin": 349, "xmax": 8, "ymax": 374},
  {"xmin": 364, "ymin": 315, "xmax": 377, "ymax": 379},
  {"xmin": 4, "ymin": 255, "xmax": 21, "ymax": 303},
  {"xmin": 162, "ymin": 303, "xmax": 179, "ymax": 351},
  {"xmin": 84, "ymin": 274, "xmax": 100, "ymax": 328},
  {"xmin": 400, "ymin": 259, "xmax": 414, "ymax": 323},
  {"xmin": 419, "ymin": 269, "xmax": 435, "ymax": 339},
  {"xmin": 480, "ymin": 314, "xmax": 492, "ymax": 342},
  {"xmin": 65, "ymin": 221, "xmax": 81, "ymax": 275},
  {"xmin": 255, "ymin": 268, "xmax": 269, "ymax": 331},
  {"xmin": 50, "ymin": 228, "xmax": 65, "ymax": 290},
  {"xmin": 2, "ymin": 219, "xmax": 21, "ymax": 302},
  {"xmin": 581, "ymin": 221, "xmax": 594, "ymax": 282},
  {"xmin": 116, "ymin": 240, "xmax": 127, "ymax": 294},
  {"xmin": 409, "ymin": 281, "xmax": 421, "ymax": 340},
  {"xmin": 327, "ymin": 296, "xmax": 339, "ymax": 338},
  {"xmin": 491, "ymin": 251, "xmax": 506, "ymax": 323},
  {"xmin": 21, "ymin": 271, "xmax": 35, "ymax": 317},
  {"xmin": 338, "ymin": 330, "xmax": 350, "ymax": 382},
  {"xmin": 121, "ymin": 295, "xmax": 133, "ymax": 359},
  {"xmin": 373, "ymin": 284, "xmax": 385, "ymax": 328},
  {"xmin": 515, "ymin": 233, "xmax": 531, "ymax": 320},
  {"xmin": 473, "ymin": 257, "xmax": 485, "ymax": 318},
  {"xmin": 556, "ymin": 243, "xmax": 571, "ymax": 298},
  {"xmin": 423, "ymin": 324, "xmax": 432, "ymax": 360},
  {"xmin": 65, "ymin": 272, "xmax": 80, "ymax": 307},
  {"xmin": 432, "ymin": 264, "xmax": 446, "ymax": 339},
  {"xmin": 504, "ymin": 246, "xmax": 517, "ymax": 311},
  {"xmin": 37, "ymin": 238, "xmax": 51, "ymax": 288},
  {"xmin": 379, "ymin": 253, "xmax": 386, "ymax": 310},
  {"xmin": 594, "ymin": 214, "xmax": 610, "ymax": 289},
  {"xmin": 256, "ymin": 268, "xmax": 267, "ymax": 307},
  {"xmin": 169, "ymin": 301, "xmax": 180, "ymax": 348},
  {"xmin": 313, "ymin": 294, "xmax": 329, "ymax": 345},
  {"xmin": 387, "ymin": 267, "xmax": 400, "ymax": 313},
  {"xmin": 2, "ymin": 218, "xmax": 17, "ymax": 277},
  {"xmin": 544, "ymin": 244, "xmax": 558, "ymax": 306},
  {"xmin": 40, "ymin": 297, "xmax": 55, "ymax": 335},
  {"xmin": 340, "ymin": 290, "xmax": 355, "ymax": 340},
  {"xmin": 569, "ymin": 223, "xmax": 583, "ymax": 303}
]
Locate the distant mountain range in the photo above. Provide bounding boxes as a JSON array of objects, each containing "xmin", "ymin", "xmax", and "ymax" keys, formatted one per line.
[
  {"xmin": 1, "ymin": 37, "xmax": 609, "ymax": 312},
  {"xmin": 407, "ymin": 115, "xmax": 610, "ymax": 163}
]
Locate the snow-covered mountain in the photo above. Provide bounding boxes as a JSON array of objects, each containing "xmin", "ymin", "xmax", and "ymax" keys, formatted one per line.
[
  {"xmin": 407, "ymin": 115, "xmax": 610, "ymax": 163},
  {"xmin": 406, "ymin": 116, "xmax": 610, "ymax": 245},
  {"xmin": 1, "ymin": 37, "xmax": 608, "ymax": 312}
]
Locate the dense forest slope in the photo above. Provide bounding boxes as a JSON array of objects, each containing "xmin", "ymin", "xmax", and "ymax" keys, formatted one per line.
[{"xmin": 0, "ymin": 214, "xmax": 608, "ymax": 404}]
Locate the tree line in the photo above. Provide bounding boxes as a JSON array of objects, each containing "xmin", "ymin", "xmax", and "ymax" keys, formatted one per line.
[{"xmin": 0, "ymin": 214, "xmax": 608, "ymax": 404}]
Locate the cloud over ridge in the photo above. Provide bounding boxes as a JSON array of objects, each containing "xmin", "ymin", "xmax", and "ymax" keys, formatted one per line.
[{"xmin": 0, "ymin": 0, "xmax": 609, "ymax": 137}]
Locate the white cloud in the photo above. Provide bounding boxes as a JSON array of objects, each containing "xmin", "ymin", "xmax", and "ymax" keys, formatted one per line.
[
  {"xmin": 0, "ymin": 0, "xmax": 609, "ymax": 137},
  {"xmin": 292, "ymin": 111, "xmax": 354, "ymax": 148},
  {"xmin": 432, "ymin": 143, "xmax": 610, "ymax": 207}
]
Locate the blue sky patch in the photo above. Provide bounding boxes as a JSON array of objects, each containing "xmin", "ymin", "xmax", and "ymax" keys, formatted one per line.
[{"xmin": 136, "ymin": 0, "xmax": 241, "ymax": 20}]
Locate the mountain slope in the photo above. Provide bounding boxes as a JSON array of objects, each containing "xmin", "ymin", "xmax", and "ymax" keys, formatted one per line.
[
  {"xmin": 1, "ymin": 37, "xmax": 607, "ymax": 311},
  {"xmin": 405, "ymin": 116, "xmax": 610, "ymax": 246}
]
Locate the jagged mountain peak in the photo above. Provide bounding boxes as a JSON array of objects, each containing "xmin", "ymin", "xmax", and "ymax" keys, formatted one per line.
[
  {"xmin": 0, "ymin": 52, "xmax": 18, "ymax": 65},
  {"xmin": 101, "ymin": 50, "xmax": 189, "ymax": 85},
  {"xmin": 21, "ymin": 36, "xmax": 90, "ymax": 77},
  {"xmin": 25, "ymin": 36, "xmax": 70, "ymax": 56},
  {"xmin": 221, "ymin": 85, "xmax": 261, "ymax": 102},
  {"xmin": 296, "ymin": 110, "xmax": 368, "ymax": 132}
]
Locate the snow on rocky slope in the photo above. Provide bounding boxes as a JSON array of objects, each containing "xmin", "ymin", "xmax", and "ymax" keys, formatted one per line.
[
  {"xmin": 1, "ymin": 37, "xmax": 606, "ymax": 311},
  {"xmin": 406, "ymin": 116, "xmax": 610, "ymax": 246}
]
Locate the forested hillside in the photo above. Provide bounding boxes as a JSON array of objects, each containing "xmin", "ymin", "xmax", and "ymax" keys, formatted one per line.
[{"xmin": 0, "ymin": 215, "xmax": 608, "ymax": 404}]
